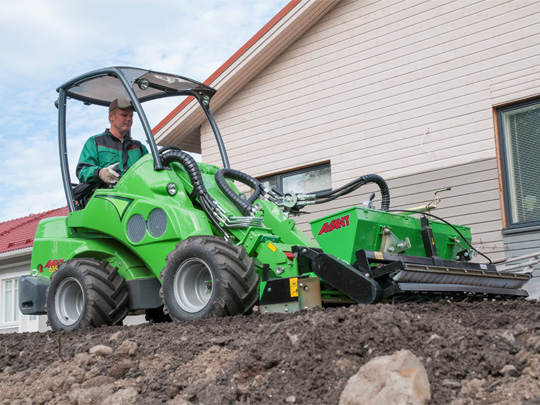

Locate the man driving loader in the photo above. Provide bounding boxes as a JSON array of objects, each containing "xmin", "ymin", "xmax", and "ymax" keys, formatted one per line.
[{"xmin": 76, "ymin": 97, "xmax": 148, "ymax": 185}]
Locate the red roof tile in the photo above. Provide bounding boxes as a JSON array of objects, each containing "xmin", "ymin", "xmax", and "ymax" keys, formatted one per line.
[{"xmin": 0, "ymin": 207, "xmax": 68, "ymax": 254}]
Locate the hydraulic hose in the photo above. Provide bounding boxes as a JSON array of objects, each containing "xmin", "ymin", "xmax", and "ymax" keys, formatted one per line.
[
  {"xmin": 361, "ymin": 174, "xmax": 390, "ymax": 211},
  {"xmin": 313, "ymin": 174, "xmax": 390, "ymax": 211},
  {"xmin": 161, "ymin": 150, "xmax": 206, "ymax": 196},
  {"xmin": 388, "ymin": 209, "xmax": 493, "ymax": 264},
  {"xmin": 215, "ymin": 168, "xmax": 263, "ymax": 216},
  {"xmin": 161, "ymin": 149, "xmax": 227, "ymax": 237}
]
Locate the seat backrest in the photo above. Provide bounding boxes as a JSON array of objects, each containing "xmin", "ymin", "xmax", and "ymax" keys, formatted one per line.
[{"xmin": 72, "ymin": 182, "xmax": 100, "ymax": 209}]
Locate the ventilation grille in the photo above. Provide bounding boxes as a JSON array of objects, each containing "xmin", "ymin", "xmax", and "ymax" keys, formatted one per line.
[
  {"xmin": 148, "ymin": 208, "xmax": 168, "ymax": 238},
  {"xmin": 127, "ymin": 214, "xmax": 146, "ymax": 243}
]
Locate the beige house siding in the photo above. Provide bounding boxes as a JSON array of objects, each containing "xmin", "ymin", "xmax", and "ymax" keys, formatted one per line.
[
  {"xmin": 505, "ymin": 232, "xmax": 540, "ymax": 257},
  {"xmin": 198, "ymin": 0, "xmax": 540, "ymax": 261}
]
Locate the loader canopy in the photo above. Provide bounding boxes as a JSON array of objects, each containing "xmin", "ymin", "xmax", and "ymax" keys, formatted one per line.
[{"xmin": 59, "ymin": 67, "xmax": 216, "ymax": 107}]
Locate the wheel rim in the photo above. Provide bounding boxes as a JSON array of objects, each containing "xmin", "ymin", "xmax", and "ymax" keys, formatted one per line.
[
  {"xmin": 55, "ymin": 277, "xmax": 84, "ymax": 326},
  {"xmin": 173, "ymin": 258, "xmax": 213, "ymax": 313}
]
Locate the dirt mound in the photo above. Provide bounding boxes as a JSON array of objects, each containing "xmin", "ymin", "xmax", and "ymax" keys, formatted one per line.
[{"xmin": 2, "ymin": 299, "xmax": 540, "ymax": 404}]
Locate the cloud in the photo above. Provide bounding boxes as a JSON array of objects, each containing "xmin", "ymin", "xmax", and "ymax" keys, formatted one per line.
[{"xmin": 0, "ymin": 0, "xmax": 289, "ymax": 221}]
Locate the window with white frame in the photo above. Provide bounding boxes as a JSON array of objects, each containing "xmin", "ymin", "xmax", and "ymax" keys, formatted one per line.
[
  {"xmin": 497, "ymin": 97, "xmax": 540, "ymax": 229},
  {"xmin": 259, "ymin": 163, "xmax": 332, "ymax": 195},
  {"xmin": 2, "ymin": 277, "xmax": 19, "ymax": 324}
]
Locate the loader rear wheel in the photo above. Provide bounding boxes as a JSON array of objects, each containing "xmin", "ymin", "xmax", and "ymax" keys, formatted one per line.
[
  {"xmin": 46, "ymin": 258, "xmax": 128, "ymax": 331},
  {"xmin": 160, "ymin": 236, "xmax": 259, "ymax": 321}
]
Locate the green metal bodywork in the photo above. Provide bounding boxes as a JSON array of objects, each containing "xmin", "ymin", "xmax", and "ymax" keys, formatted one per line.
[{"xmin": 30, "ymin": 154, "xmax": 323, "ymax": 288}]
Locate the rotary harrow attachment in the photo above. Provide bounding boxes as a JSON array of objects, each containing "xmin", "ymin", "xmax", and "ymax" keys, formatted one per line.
[
  {"xmin": 257, "ymin": 206, "xmax": 533, "ymax": 312},
  {"xmin": 314, "ymin": 207, "xmax": 529, "ymax": 300}
]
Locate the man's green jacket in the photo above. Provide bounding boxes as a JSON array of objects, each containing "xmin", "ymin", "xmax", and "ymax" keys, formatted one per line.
[{"xmin": 76, "ymin": 129, "xmax": 149, "ymax": 183}]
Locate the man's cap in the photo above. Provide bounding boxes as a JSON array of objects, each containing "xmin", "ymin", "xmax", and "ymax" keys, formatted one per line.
[{"xmin": 109, "ymin": 98, "xmax": 134, "ymax": 112}]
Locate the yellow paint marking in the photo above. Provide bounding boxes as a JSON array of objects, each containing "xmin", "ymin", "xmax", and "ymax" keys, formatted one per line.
[{"xmin": 290, "ymin": 277, "xmax": 298, "ymax": 297}]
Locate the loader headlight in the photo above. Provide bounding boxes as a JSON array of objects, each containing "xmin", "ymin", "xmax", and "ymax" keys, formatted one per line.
[
  {"xmin": 138, "ymin": 78, "xmax": 150, "ymax": 90},
  {"xmin": 167, "ymin": 182, "xmax": 177, "ymax": 196}
]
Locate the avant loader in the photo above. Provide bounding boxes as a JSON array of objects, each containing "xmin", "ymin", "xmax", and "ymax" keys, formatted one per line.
[{"xmin": 19, "ymin": 67, "xmax": 531, "ymax": 330}]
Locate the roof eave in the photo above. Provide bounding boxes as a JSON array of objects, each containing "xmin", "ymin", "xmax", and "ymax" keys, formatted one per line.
[{"xmin": 0, "ymin": 246, "xmax": 32, "ymax": 257}]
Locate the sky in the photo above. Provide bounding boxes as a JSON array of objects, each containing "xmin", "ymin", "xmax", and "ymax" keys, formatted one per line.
[{"xmin": 0, "ymin": 0, "xmax": 290, "ymax": 222}]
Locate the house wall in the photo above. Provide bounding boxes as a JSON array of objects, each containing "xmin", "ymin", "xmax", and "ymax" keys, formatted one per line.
[
  {"xmin": 0, "ymin": 251, "xmax": 45, "ymax": 334},
  {"xmin": 200, "ymin": 0, "xmax": 540, "ymax": 263},
  {"xmin": 504, "ymin": 231, "xmax": 540, "ymax": 293},
  {"xmin": 0, "ymin": 264, "xmax": 26, "ymax": 334}
]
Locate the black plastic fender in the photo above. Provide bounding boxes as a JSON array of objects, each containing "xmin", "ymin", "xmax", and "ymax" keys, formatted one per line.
[{"xmin": 18, "ymin": 275, "xmax": 49, "ymax": 315}]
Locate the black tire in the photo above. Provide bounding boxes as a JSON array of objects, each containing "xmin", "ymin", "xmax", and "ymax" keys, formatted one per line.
[
  {"xmin": 160, "ymin": 236, "xmax": 259, "ymax": 321},
  {"xmin": 46, "ymin": 258, "xmax": 128, "ymax": 331},
  {"xmin": 145, "ymin": 305, "xmax": 172, "ymax": 323}
]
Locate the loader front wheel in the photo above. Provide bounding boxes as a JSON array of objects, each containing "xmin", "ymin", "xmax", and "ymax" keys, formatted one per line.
[
  {"xmin": 46, "ymin": 258, "xmax": 128, "ymax": 331},
  {"xmin": 160, "ymin": 236, "xmax": 258, "ymax": 321}
]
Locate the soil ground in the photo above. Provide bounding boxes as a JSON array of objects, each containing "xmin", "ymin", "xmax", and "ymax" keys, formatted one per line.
[{"xmin": 2, "ymin": 299, "xmax": 540, "ymax": 404}]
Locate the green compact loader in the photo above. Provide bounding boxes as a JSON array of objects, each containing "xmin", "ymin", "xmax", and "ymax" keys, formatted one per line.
[{"xmin": 18, "ymin": 67, "xmax": 530, "ymax": 331}]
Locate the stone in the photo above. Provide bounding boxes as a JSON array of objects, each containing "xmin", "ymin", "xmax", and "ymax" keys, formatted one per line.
[
  {"xmin": 501, "ymin": 330, "xmax": 515, "ymax": 343},
  {"xmin": 109, "ymin": 331, "xmax": 123, "ymax": 342},
  {"xmin": 516, "ymin": 349, "xmax": 532, "ymax": 364},
  {"xmin": 513, "ymin": 323, "xmax": 526, "ymax": 335},
  {"xmin": 69, "ymin": 386, "xmax": 114, "ymax": 405},
  {"xmin": 108, "ymin": 361, "xmax": 133, "ymax": 379},
  {"xmin": 165, "ymin": 385, "xmax": 181, "ymax": 398},
  {"xmin": 102, "ymin": 387, "xmax": 140, "ymax": 405},
  {"xmin": 339, "ymin": 350, "xmax": 431, "ymax": 405},
  {"xmin": 89, "ymin": 345, "xmax": 113, "ymax": 357},
  {"xmin": 499, "ymin": 364, "xmax": 519, "ymax": 377},
  {"xmin": 116, "ymin": 340, "xmax": 138, "ymax": 358},
  {"xmin": 286, "ymin": 395, "xmax": 297, "ymax": 403},
  {"xmin": 74, "ymin": 353, "xmax": 91, "ymax": 366}
]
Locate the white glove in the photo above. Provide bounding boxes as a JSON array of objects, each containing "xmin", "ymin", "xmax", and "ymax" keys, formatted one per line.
[{"xmin": 99, "ymin": 163, "xmax": 120, "ymax": 185}]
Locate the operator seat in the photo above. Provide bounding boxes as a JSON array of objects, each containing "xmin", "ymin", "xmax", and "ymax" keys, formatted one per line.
[{"xmin": 72, "ymin": 182, "xmax": 101, "ymax": 209}]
